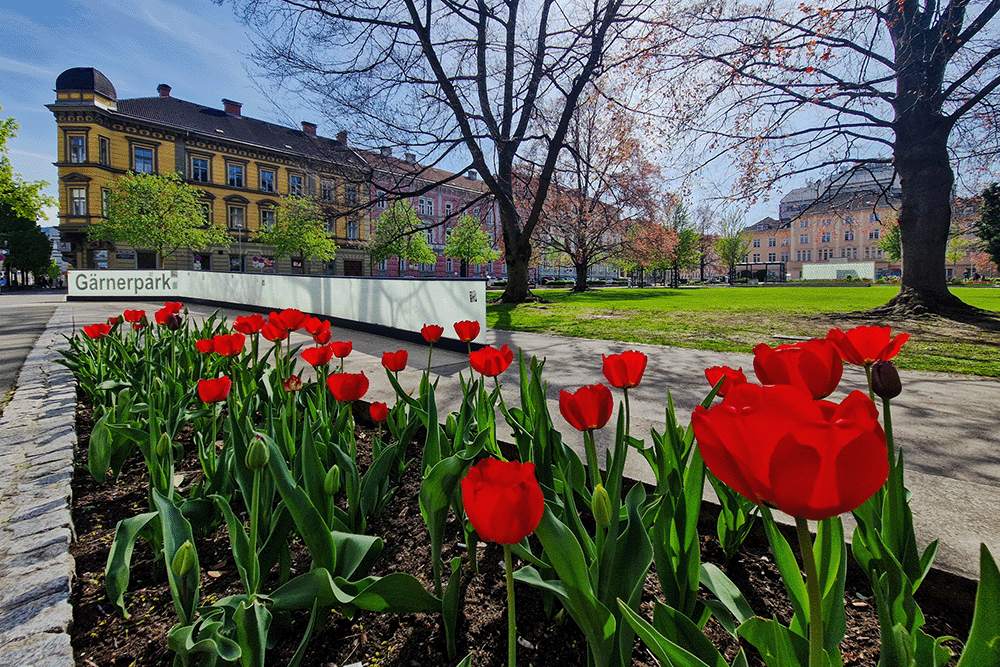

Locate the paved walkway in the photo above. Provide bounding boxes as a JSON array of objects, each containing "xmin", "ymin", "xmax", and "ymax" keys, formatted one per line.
[{"xmin": 0, "ymin": 295, "xmax": 997, "ymax": 664}]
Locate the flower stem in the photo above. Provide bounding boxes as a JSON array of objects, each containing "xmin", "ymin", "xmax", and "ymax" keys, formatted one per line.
[
  {"xmin": 864, "ymin": 362, "xmax": 874, "ymax": 402},
  {"xmin": 584, "ymin": 430, "xmax": 601, "ymax": 491},
  {"xmin": 795, "ymin": 516, "xmax": 824, "ymax": 667},
  {"xmin": 882, "ymin": 396, "xmax": 895, "ymax": 470},
  {"xmin": 504, "ymin": 544, "xmax": 516, "ymax": 667}
]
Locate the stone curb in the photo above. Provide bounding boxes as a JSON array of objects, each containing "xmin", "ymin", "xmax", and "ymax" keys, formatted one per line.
[{"xmin": 0, "ymin": 304, "xmax": 76, "ymax": 666}]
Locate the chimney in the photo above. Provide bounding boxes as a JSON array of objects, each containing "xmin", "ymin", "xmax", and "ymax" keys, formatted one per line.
[
  {"xmin": 222, "ymin": 99, "xmax": 242, "ymax": 116},
  {"xmin": 157, "ymin": 83, "xmax": 171, "ymax": 97},
  {"xmin": 301, "ymin": 121, "xmax": 317, "ymax": 136},
  {"xmin": 380, "ymin": 146, "xmax": 391, "ymax": 158},
  {"xmin": 404, "ymin": 152, "xmax": 416, "ymax": 165},
  {"xmin": 467, "ymin": 169, "xmax": 477, "ymax": 180},
  {"xmin": 337, "ymin": 130, "xmax": 348, "ymax": 144}
]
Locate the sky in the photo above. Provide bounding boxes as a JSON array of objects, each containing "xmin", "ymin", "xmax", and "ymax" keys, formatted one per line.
[{"xmin": 0, "ymin": 0, "xmax": 780, "ymax": 227}]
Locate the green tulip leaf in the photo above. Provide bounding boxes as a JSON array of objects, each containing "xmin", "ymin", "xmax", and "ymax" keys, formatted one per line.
[
  {"xmin": 105, "ymin": 511, "xmax": 158, "ymax": 618},
  {"xmin": 616, "ymin": 599, "xmax": 726, "ymax": 667},
  {"xmin": 956, "ymin": 544, "xmax": 1000, "ymax": 667}
]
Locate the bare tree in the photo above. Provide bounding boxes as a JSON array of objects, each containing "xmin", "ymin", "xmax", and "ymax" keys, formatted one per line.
[
  {"xmin": 226, "ymin": 0, "xmax": 663, "ymax": 302},
  {"xmin": 639, "ymin": 0, "xmax": 1000, "ymax": 314},
  {"xmin": 518, "ymin": 92, "xmax": 662, "ymax": 291}
]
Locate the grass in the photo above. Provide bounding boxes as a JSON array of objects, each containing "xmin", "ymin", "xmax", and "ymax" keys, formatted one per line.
[{"xmin": 487, "ymin": 285, "xmax": 1000, "ymax": 377}]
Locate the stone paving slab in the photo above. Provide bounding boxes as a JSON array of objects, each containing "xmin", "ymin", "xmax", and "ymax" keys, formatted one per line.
[{"xmin": 0, "ymin": 305, "xmax": 77, "ymax": 666}]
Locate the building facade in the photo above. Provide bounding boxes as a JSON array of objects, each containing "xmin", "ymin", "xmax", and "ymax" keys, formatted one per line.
[{"xmin": 47, "ymin": 67, "xmax": 370, "ymax": 275}]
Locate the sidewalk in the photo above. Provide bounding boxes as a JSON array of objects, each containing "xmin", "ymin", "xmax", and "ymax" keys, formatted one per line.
[{"xmin": 61, "ymin": 298, "xmax": 999, "ymax": 581}]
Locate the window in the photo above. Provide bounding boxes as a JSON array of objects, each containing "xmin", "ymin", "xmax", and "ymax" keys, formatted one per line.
[
  {"xmin": 260, "ymin": 169, "xmax": 275, "ymax": 192},
  {"xmin": 781, "ymin": 237, "xmax": 789, "ymax": 246},
  {"xmin": 752, "ymin": 239, "xmax": 761, "ymax": 248},
  {"xmin": 869, "ymin": 229, "xmax": 881, "ymax": 239},
  {"xmin": 227, "ymin": 163, "xmax": 245, "ymax": 188},
  {"xmin": 822, "ymin": 218, "xmax": 831, "ymax": 226},
  {"xmin": 806, "ymin": 250, "xmax": 812, "ymax": 261},
  {"xmin": 375, "ymin": 189, "xmax": 387, "ymax": 209},
  {"xmin": 844, "ymin": 215, "xmax": 855, "ymax": 225},
  {"xmin": 418, "ymin": 197, "xmax": 433, "ymax": 216},
  {"xmin": 752, "ymin": 253, "xmax": 761, "ymax": 262},
  {"xmin": 445, "ymin": 202, "xmax": 453, "ymax": 217},
  {"xmin": 261, "ymin": 209, "xmax": 275, "ymax": 230},
  {"xmin": 191, "ymin": 157, "xmax": 210, "ymax": 183},
  {"xmin": 780, "ymin": 252, "xmax": 789, "ymax": 262},
  {"xmin": 768, "ymin": 252, "xmax": 776, "ymax": 262},
  {"xmin": 347, "ymin": 219, "xmax": 359, "ymax": 240},
  {"xmin": 228, "ymin": 205, "xmax": 245, "ymax": 229},
  {"xmin": 800, "ymin": 220, "xmax": 810, "ymax": 227},
  {"xmin": 321, "ymin": 180, "xmax": 334, "ymax": 201},
  {"xmin": 869, "ymin": 213, "xmax": 880, "ymax": 223},
  {"xmin": 70, "ymin": 187, "xmax": 87, "ymax": 216},
  {"xmin": 101, "ymin": 189, "xmax": 110, "ymax": 217},
  {"xmin": 853, "ymin": 247, "xmax": 858, "ymax": 259},
  {"xmin": 99, "ymin": 137, "xmax": 110, "ymax": 166},
  {"xmin": 845, "ymin": 231, "xmax": 855, "ymax": 241},
  {"xmin": 200, "ymin": 203, "xmax": 212, "ymax": 226},
  {"xmin": 289, "ymin": 174, "xmax": 304, "ymax": 196},
  {"xmin": 865, "ymin": 247, "xmax": 871, "ymax": 259},
  {"xmin": 821, "ymin": 232, "xmax": 831, "ymax": 242},
  {"xmin": 346, "ymin": 185, "xmax": 359, "ymax": 205},
  {"xmin": 799, "ymin": 234, "xmax": 809, "ymax": 244},
  {"xmin": 133, "ymin": 146, "xmax": 154, "ymax": 173},
  {"xmin": 447, "ymin": 258, "xmax": 453, "ymax": 274},
  {"xmin": 768, "ymin": 238, "xmax": 777, "ymax": 247},
  {"xmin": 69, "ymin": 135, "xmax": 87, "ymax": 163},
  {"xmin": 796, "ymin": 250, "xmax": 802, "ymax": 261}
]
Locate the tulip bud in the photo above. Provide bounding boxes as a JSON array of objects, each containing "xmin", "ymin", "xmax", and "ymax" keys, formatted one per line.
[
  {"xmin": 325, "ymin": 465, "xmax": 341, "ymax": 495},
  {"xmin": 592, "ymin": 484, "xmax": 612, "ymax": 529},
  {"xmin": 871, "ymin": 360, "xmax": 902, "ymax": 399},
  {"xmin": 172, "ymin": 540, "xmax": 196, "ymax": 578},
  {"xmin": 445, "ymin": 414, "xmax": 458, "ymax": 440},
  {"xmin": 153, "ymin": 376, "xmax": 164, "ymax": 392},
  {"xmin": 166, "ymin": 313, "xmax": 183, "ymax": 331},
  {"xmin": 155, "ymin": 432, "xmax": 171, "ymax": 458},
  {"xmin": 246, "ymin": 438, "xmax": 269, "ymax": 471}
]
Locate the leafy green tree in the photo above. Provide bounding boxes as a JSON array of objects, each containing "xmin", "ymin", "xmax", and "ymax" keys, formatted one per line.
[
  {"xmin": 714, "ymin": 214, "xmax": 751, "ymax": 283},
  {"xmin": 88, "ymin": 172, "xmax": 230, "ymax": 266},
  {"xmin": 0, "ymin": 205, "xmax": 51, "ymax": 285},
  {"xmin": 878, "ymin": 218, "xmax": 902, "ymax": 262},
  {"xmin": 663, "ymin": 203, "xmax": 701, "ymax": 288},
  {"xmin": 0, "ymin": 107, "xmax": 53, "ymax": 222},
  {"xmin": 368, "ymin": 201, "xmax": 436, "ymax": 267},
  {"xmin": 443, "ymin": 214, "xmax": 500, "ymax": 277},
  {"xmin": 977, "ymin": 184, "xmax": 1000, "ymax": 270},
  {"xmin": 252, "ymin": 195, "xmax": 337, "ymax": 274}
]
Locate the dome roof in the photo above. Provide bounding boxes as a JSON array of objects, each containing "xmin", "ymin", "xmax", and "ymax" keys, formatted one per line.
[{"xmin": 55, "ymin": 67, "xmax": 116, "ymax": 100}]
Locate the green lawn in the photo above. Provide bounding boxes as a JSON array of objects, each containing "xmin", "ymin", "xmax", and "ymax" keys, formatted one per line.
[{"xmin": 487, "ymin": 286, "xmax": 1000, "ymax": 376}]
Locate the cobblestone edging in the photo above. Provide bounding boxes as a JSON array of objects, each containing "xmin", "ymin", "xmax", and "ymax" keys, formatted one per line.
[{"xmin": 0, "ymin": 304, "xmax": 76, "ymax": 666}]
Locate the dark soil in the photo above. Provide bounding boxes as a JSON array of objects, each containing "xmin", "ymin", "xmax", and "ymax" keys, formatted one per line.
[{"xmin": 69, "ymin": 397, "xmax": 974, "ymax": 667}]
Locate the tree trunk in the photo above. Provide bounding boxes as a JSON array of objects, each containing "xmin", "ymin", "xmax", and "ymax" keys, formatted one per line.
[
  {"xmin": 499, "ymin": 247, "xmax": 533, "ymax": 302},
  {"xmin": 573, "ymin": 262, "xmax": 588, "ymax": 292}
]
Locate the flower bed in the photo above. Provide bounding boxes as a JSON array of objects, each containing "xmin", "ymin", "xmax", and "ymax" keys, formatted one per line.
[{"xmin": 61, "ymin": 305, "xmax": 998, "ymax": 667}]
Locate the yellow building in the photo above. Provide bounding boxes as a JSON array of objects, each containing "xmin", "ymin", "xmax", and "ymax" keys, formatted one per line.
[{"xmin": 47, "ymin": 67, "xmax": 370, "ymax": 275}]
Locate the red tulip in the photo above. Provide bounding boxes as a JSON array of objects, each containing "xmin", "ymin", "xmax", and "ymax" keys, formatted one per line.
[
  {"xmin": 282, "ymin": 375, "xmax": 304, "ymax": 392},
  {"xmin": 313, "ymin": 329, "xmax": 333, "ymax": 345},
  {"xmin": 233, "ymin": 314, "xmax": 266, "ymax": 335},
  {"xmin": 826, "ymin": 326, "xmax": 910, "ymax": 366},
  {"xmin": 753, "ymin": 338, "xmax": 843, "ymax": 400},
  {"xmin": 370, "ymin": 402, "xmax": 389, "ymax": 422},
  {"xmin": 461, "ymin": 458, "xmax": 544, "ymax": 545},
  {"xmin": 132, "ymin": 323, "xmax": 144, "ymax": 331},
  {"xmin": 195, "ymin": 338, "xmax": 215, "ymax": 354},
  {"xmin": 329, "ymin": 340, "xmax": 353, "ymax": 358},
  {"xmin": 261, "ymin": 322, "xmax": 288, "ymax": 342},
  {"xmin": 454, "ymin": 320, "xmax": 481, "ymax": 343},
  {"xmin": 83, "ymin": 323, "xmax": 111, "ymax": 339},
  {"xmin": 301, "ymin": 344, "xmax": 334, "ymax": 367},
  {"xmin": 421, "ymin": 324, "xmax": 444, "ymax": 343},
  {"xmin": 271, "ymin": 308, "xmax": 309, "ymax": 332},
  {"xmin": 327, "ymin": 371, "xmax": 369, "ymax": 402},
  {"xmin": 602, "ymin": 350, "xmax": 648, "ymax": 389},
  {"xmin": 212, "ymin": 333, "xmax": 246, "ymax": 357},
  {"xmin": 108, "ymin": 316, "xmax": 121, "ymax": 325},
  {"xmin": 123, "ymin": 309, "xmax": 145, "ymax": 323},
  {"xmin": 198, "ymin": 376, "xmax": 232, "ymax": 403},
  {"xmin": 704, "ymin": 366, "xmax": 747, "ymax": 397},
  {"xmin": 691, "ymin": 383, "xmax": 888, "ymax": 521},
  {"xmin": 154, "ymin": 308, "xmax": 171, "ymax": 326},
  {"xmin": 559, "ymin": 384, "xmax": 614, "ymax": 432},
  {"xmin": 164, "ymin": 301, "xmax": 184, "ymax": 314},
  {"xmin": 469, "ymin": 343, "xmax": 514, "ymax": 377},
  {"xmin": 382, "ymin": 350, "xmax": 408, "ymax": 372}
]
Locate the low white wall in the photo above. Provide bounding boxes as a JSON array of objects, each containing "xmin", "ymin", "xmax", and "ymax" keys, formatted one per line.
[
  {"xmin": 801, "ymin": 261, "xmax": 876, "ymax": 281},
  {"xmin": 69, "ymin": 270, "xmax": 487, "ymax": 343}
]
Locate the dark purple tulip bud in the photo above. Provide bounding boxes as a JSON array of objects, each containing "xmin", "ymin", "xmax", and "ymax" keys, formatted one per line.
[
  {"xmin": 166, "ymin": 313, "xmax": 183, "ymax": 331},
  {"xmin": 871, "ymin": 360, "xmax": 902, "ymax": 399}
]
